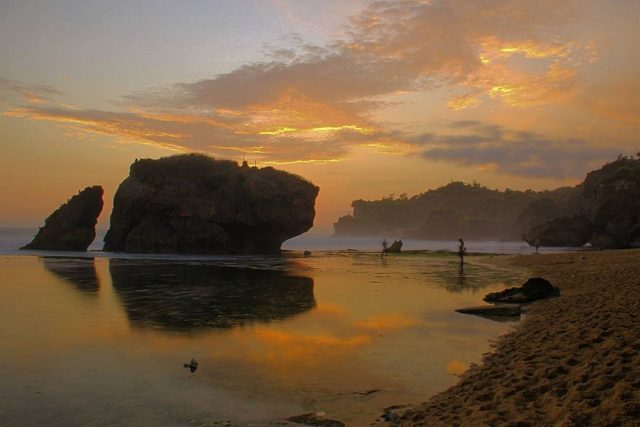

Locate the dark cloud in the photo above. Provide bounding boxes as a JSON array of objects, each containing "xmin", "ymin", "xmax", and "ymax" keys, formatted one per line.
[
  {"xmin": 419, "ymin": 122, "xmax": 619, "ymax": 178},
  {"xmin": 0, "ymin": 77, "xmax": 62, "ymax": 105}
]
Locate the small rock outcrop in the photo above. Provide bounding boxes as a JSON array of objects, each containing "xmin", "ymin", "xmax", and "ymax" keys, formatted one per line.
[
  {"xmin": 286, "ymin": 413, "xmax": 345, "ymax": 427},
  {"xmin": 385, "ymin": 240, "xmax": 403, "ymax": 253},
  {"xmin": 22, "ymin": 186, "xmax": 103, "ymax": 251},
  {"xmin": 103, "ymin": 154, "xmax": 319, "ymax": 254},
  {"xmin": 484, "ymin": 277, "xmax": 559, "ymax": 304}
]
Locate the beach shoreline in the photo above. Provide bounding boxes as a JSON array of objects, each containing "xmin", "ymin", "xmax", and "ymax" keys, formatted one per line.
[{"xmin": 379, "ymin": 249, "xmax": 640, "ymax": 426}]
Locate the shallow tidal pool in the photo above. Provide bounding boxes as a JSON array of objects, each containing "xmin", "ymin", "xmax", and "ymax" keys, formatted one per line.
[{"xmin": 0, "ymin": 252, "xmax": 526, "ymax": 426}]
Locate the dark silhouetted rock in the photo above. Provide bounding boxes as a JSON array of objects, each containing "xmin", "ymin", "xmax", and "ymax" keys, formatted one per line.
[
  {"xmin": 456, "ymin": 304, "xmax": 521, "ymax": 316},
  {"xmin": 484, "ymin": 277, "xmax": 559, "ymax": 303},
  {"xmin": 524, "ymin": 157, "xmax": 640, "ymax": 248},
  {"xmin": 22, "ymin": 186, "xmax": 103, "ymax": 251},
  {"xmin": 523, "ymin": 215, "xmax": 592, "ymax": 247},
  {"xmin": 287, "ymin": 413, "xmax": 345, "ymax": 427},
  {"xmin": 103, "ymin": 154, "xmax": 319, "ymax": 254},
  {"xmin": 385, "ymin": 240, "xmax": 403, "ymax": 253}
]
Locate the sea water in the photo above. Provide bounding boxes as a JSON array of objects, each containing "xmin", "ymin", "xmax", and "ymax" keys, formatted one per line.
[{"xmin": 0, "ymin": 228, "xmax": 540, "ymax": 425}]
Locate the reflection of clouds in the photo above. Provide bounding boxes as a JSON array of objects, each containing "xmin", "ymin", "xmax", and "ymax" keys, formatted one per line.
[
  {"xmin": 314, "ymin": 303, "xmax": 349, "ymax": 316},
  {"xmin": 446, "ymin": 360, "xmax": 468, "ymax": 375},
  {"xmin": 354, "ymin": 313, "xmax": 418, "ymax": 331},
  {"xmin": 254, "ymin": 328, "xmax": 371, "ymax": 348}
]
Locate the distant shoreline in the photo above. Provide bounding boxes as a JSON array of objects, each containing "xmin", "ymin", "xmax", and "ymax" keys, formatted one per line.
[{"xmin": 379, "ymin": 249, "xmax": 640, "ymax": 426}]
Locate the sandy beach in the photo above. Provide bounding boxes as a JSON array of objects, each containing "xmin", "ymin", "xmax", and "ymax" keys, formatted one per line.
[{"xmin": 383, "ymin": 249, "xmax": 640, "ymax": 426}]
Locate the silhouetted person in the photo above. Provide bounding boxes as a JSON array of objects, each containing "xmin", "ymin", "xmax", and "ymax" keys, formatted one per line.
[
  {"xmin": 458, "ymin": 238, "xmax": 466, "ymax": 265},
  {"xmin": 382, "ymin": 239, "xmax": 388, "ymax": 259},
  {"xmin": 534, "ymin": 238, "xmax": 541, "ymax": 254}
]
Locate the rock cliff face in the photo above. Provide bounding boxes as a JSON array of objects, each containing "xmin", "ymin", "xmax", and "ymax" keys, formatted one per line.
[
  {"xmin": 103, "ymin": 154, "xmax": 319, "ymax": 254},
  {"xmin": 525, "ymin": 157, "xmax": 640, "ymax": 248},
  {"xmin": 22, "ymin": 186, "xmax": 103, "ymax": 251}
]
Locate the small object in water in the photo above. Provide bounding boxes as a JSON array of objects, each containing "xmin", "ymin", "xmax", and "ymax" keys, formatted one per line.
[
  {"xmin": 183, "ymin": 358, "xmax": 198, "ymax": 373},
  {"xmin": 304, "ymin": 250, "xmax": 312, "ymax": 257}
]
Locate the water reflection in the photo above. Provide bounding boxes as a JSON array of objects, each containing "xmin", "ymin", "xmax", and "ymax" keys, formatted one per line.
[
  {"xmin": 109, "ymin": 259, "xmax": 315, "ymax": 331},
  {"xmin": 428, "ymin": 260, "xmax": 522, "ymax": 293},
  {"xmin": 42, "ymin": 257, "xmax": 100, "ymax": 293}
]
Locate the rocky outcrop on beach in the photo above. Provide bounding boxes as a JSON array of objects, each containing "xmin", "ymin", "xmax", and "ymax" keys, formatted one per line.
[
  {"xmin": 22, "ymin": 186, "xmax": 103, "ymax": 251},
  {"xmin": 484, "ymin": 277, "xmax": 559, "ymax": 304},
  {"xmin": 103, "ymin": 154, "xmax": 319, "ymax": 254},
  {"xmin": 525, "ymin": 157, "xmax": 640, "ymax": 248},
  {"xmin": 523, "ymin": 215, "xmax": 592, "ymax": 247}
]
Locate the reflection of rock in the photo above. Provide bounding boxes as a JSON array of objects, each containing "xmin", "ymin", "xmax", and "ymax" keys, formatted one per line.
[
  {"xmin": 484, "ymin": 277, "xmax": 559, "ymax": 304},
  {"xmin": 109, "ymin": 260, "xmax": 315, "ymax": 330},
  {"xmin": 42, "ymin": 257, "xmax": 100, "ymax": 293},
  {"xmin": 103, "ymin": 154, "xmax": 319, "ymax": 254},
  {"xmin": 456, "ymin": 305, "xmax": 521, "ymax": 316},
  {"xmin": 23, "ymin": 186, "xmax": 104, "ymax": 251}
]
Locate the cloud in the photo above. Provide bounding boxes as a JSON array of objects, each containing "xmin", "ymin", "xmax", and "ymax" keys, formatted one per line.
[
  {"xmin": 4, "ymin": 0, "xmax": 626, "ymax": 170},
  {"xmin": 417, "ymin": 121, "xmax": 620, "ymax": 178},
  {"xmin": 0, "ymin": 78, "xmax": 62, "ymax": 106}
]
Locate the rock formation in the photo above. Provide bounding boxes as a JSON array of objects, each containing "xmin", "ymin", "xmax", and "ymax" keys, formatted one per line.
[
  {"xmin": 385, "ymin": 240, "xmax": 403, "ymax": 253},
  {"xmin": 333, "ymin": 181, "xmax": 577, "ymax": 240},
  {"xmin": 525, "ymin": 157, "xmax": 640, "ymax": 248},
  {"xmin": 22, "ymin": 186, "xmax": 103, "ymax": 251},
  {"xmin": 484, "ymin": 277, "xmax": 559, "ymax": 304},
  {"xmin": 103, "ymin": 154, "xmax": 319, "ymax": 254},
  {"xmin": 523, "ymin": 215, "xmax": 592, "ymax": 247}
]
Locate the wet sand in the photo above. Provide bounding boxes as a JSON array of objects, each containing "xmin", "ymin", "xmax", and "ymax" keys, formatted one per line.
[{"xmin": 384, "ymin": 249, "xmax": 640, "ymax": 426}]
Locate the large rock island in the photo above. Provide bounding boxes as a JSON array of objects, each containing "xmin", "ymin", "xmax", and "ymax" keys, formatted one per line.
[
  {"xmin": 103, "ymin": 154, "xmax": 319, "ymax": 254},
  {"xmin": 22, "ymin": 186, "xmax": 104, "ymax": 251}
]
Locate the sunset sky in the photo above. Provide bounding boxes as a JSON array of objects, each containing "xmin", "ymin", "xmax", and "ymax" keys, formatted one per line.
[{"xmin": 1, "ymin": 0, "xmax": 638, "ymax": 231}]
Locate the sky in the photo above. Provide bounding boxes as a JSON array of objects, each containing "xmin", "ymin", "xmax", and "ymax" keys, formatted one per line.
[{"xmin": 1, "ymin": 0, "xmax": 638, "ymax": 231}]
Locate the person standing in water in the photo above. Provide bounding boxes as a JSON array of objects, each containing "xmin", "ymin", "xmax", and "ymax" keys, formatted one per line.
[
  {"xmin": 458, "ymin": 238, "xmax": 466, "ymax": 265},
  {"xmin": 382, "ymin": 239, "xmax": 388, "ymax": 259}
]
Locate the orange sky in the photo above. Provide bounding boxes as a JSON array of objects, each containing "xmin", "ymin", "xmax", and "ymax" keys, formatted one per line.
[{"xmin": 1, "ymin": 1, "xmax": 638, "ymax": 231}]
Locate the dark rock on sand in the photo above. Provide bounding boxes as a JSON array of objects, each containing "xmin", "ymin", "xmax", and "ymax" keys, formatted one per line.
[
  {"xmin": 456, "ymin": 304, "xmax": 522, "ymax": 316},
  {"xmin": 287, "ymin": 413, "xmax": 345, "ymax": 427},
  {"xmin": 103, "ymin": 154, "xmax": 319, "ymax": 254},
  {"xmin": 484, "ymin": 277, "xmax": 559, "ymax": 304},
  {"xmin": 22, "ymin": 186, "xmax": 104, "ymax": 251}
]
